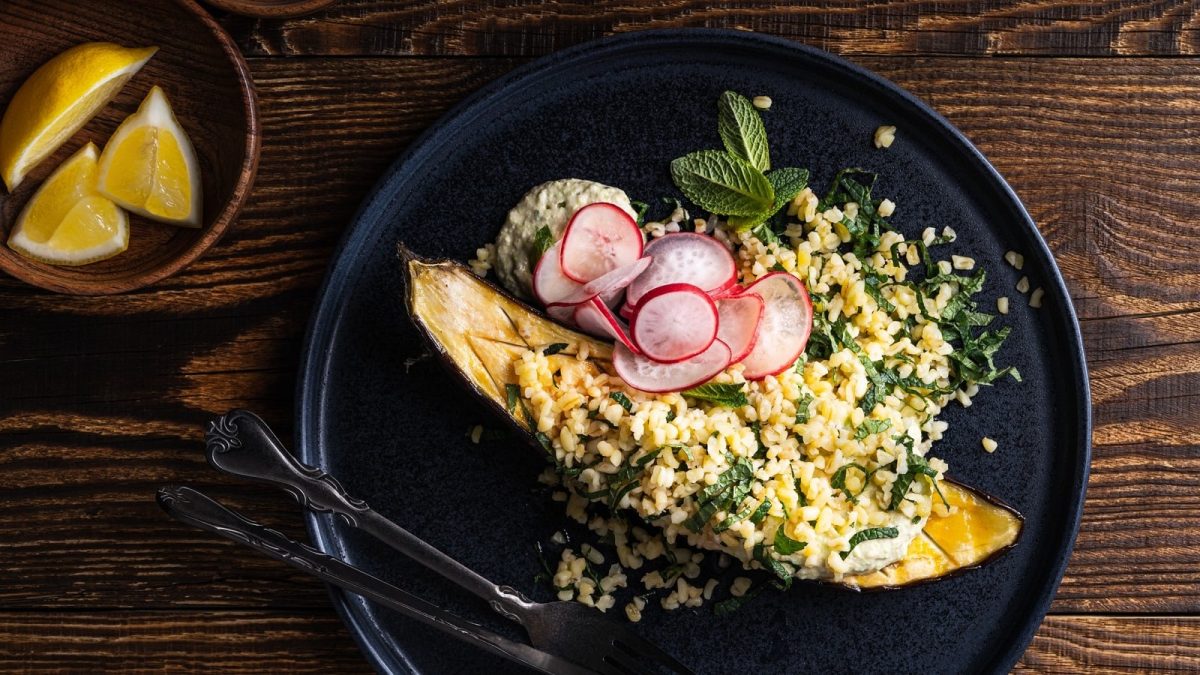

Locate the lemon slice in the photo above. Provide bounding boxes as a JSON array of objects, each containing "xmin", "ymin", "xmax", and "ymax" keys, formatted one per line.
[
  {"xmin": 97, "ymin": 86, "xmax": 201, "ymax": 228},
  {"xmin": 0, "ymin": 42, "xmax": 157, "ymax": 191},
  {"xmin": 7, "ymin": 142, "xmax": 129, "ymax": 266}
]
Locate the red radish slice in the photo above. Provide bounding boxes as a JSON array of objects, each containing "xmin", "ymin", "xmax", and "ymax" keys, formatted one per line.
[
  {"xmin": 601, "ymin": 286, "xmax": 625, "ymax": 310},
  {"xmin": 533, "ymin": 241, "xmax": 582, "ymax": 305},
  {"xmin": 613, "ymin": 340, "xmax": 732, "ymax": 393},
  {"xmin": 574, "ymin": 298, "xmax": 639, "ymax": 353},
  {"xmin": 626, "ymin": 233, "xmax": 737, "ymax": 306},
  {"xmin": 618, "ymin": 303, "xmax": 635, "ymax": 321},
  {"xmin": 739, "ymin": 272, "xmax": 813, "ymax": 380},
  {"xmin": 715, "ymin": 294, "xmax": 765, "ymax": 364},
  {"xmin": 630, "ymin": 283, "xmax": 718, "ymax": 363},
  {"xmin": 560, "ymin": 203, "xmax": 644, "ymax": 283},
  {"xmin": 552, "ymin": 256, "xmax": 652, "ymax": 308},
  {"xmin": 546, "ymin": 303, "xmax": 575, "ymax": 325}
]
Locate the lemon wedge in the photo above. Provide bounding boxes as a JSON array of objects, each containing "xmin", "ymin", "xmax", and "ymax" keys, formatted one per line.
[
  {"xmin": 0, "ymin": 42, "xmax": 157, "ymax": 191},
  {"xmin": 7, "ymin": 142, "xmax": 129, "ymax": 266},
  {"xmin": 97, "ymin": 86, "xmax": 201, "ymax": 228}
]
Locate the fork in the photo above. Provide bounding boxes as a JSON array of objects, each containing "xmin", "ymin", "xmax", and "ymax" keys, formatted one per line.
[
  {"xmin": 204, "ymin": 409, "xmax": 695, "ymax": 675},
  {"xmin": 156, "ymin": 485, "xmax": 592, "ymax": 675}
]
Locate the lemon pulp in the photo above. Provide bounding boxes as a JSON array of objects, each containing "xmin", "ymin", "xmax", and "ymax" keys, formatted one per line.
[
  {"xmin": 97, "ymin": 86, "xmax": 201, "ymax": 227},
  {"xmin": 7, "ymin": 142, "xmax": 129, "ymax": 266},
  {"xmin": 0, "ymin": 42, "xmax": 157, "ymax": 191}
]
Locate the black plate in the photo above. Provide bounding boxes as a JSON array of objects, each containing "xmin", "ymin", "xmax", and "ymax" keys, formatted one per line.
[{"xmin": 296, "ymin": 29, "xmax": 1090, "ymax": 674}]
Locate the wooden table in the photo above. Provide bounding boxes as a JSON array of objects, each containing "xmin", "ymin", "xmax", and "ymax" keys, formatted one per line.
[{"xmin": 3, "ymin": 1, "xmax": 1198, "ymax": 671}]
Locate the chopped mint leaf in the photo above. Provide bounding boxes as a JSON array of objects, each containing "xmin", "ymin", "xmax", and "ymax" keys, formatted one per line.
[
  {"xmin": 670, "ymin": 149, "xmax": 774, "ymax": 217},
  {"xmin": 713, "ymin": 583, "xmax": 764, "ymax": 616},
  {"xmin": 665, "ymin": 410, "xmax": 677, "ymax": 423},
  {"xmin": 609, "ymin": 391, "xmax": 635, "ymax": 412},
  {"xmin": 533, "ymin": 225, "xmax": 554, "ymax": 257},
  {"xmin": 681, "ymin": 382, "xmax": 749, "ymax": 407},
  {"xmin": 749, "ymin": 499, "xmax": 772, "ymax": 525},
  {"xmin": 630, "ymin": 199, "xmax": 650, "ymax": 225},
  {"xmin": 773, "ymin": 524, "xmax": 807, "ymax": 555},
  {"xmin": 541, "ymin": 342, "xmax": 569, "ymax": 356},
  {"xmin": 831, "ymin": 462, "xmax": 873, "ymax": 502},
  {"xmin": 841, "ymin": 527, "xmax": 900, "ymax": 559},
  {"xmin": 749, "ymin": 221, "xmax": 780, "ymax": 245},
  {"xmin": 794, "ymin": 393, "xmax": 814, "ymax": 424},
  {"xmin": 854, "ymin": 418, "xmax": 892, "ymax": 440}
]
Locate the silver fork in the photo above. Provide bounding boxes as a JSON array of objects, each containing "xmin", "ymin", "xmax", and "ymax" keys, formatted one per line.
[{"xmin": 203, "ymin": 409, "xmax": 695, "ymax": 675}]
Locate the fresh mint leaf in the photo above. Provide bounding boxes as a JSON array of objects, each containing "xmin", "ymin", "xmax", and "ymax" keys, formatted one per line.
[
  {"xmin": 730, "ymin": 167, "xmax": 810, "ymax": 232},
  {"xmin": 681, "ymin": 382, "xmax": 749, "ymax": 407},
  {"xmin": 766, "ymin": 167, "xmax": 809, "ymax": 209},
  {"xmin": 718, "ymin": 91, "xmax": 770, "ymax": 172},
  {"xmin": 841, "ymin": 527, "xmax": 899, "ymax": 559},
  {"xmin": 670, "ymin": 150, "xmax": 774, "ymax": 217}
]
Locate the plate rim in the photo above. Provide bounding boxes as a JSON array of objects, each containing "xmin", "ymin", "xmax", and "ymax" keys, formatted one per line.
[{"xmin": 295, "ymin": 27, "xmax": 1092, "ymax": 674}]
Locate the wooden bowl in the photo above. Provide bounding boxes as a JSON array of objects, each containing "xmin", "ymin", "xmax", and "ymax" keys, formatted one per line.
[
  {"xmin": 206, "ymin": 0, "xmax": 337, "ymax": 18},
  {"xmin": 0, "ymin": 0, "xmax": 259, "ymax": 295}
]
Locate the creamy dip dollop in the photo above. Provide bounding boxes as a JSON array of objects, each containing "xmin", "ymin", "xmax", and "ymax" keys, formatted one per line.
[{"xmin": 493, "ymin": 179, "xmax": 636, "ymax": 299}]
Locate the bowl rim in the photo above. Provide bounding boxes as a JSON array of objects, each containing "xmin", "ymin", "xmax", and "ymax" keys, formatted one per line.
[
  {"xmin": 205, "ymin": 0, "xmax": 337, "ymax": 19},
  {"xmin": 0, "ymin": 0, "xmax": 261, "ymax": 296}
]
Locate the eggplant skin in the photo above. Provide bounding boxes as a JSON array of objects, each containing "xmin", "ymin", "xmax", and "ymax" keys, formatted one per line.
[{"xmin": 400, "ymin": 246, "xmax": 1024, "ymax": 590}]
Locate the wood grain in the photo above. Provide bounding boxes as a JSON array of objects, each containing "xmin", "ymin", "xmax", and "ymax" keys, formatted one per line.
[
  {"xmin": 1, "ymin": 13, "xmax": 1199, "ymax": 670},
  {"xmin": 218, "ymin": 0, "xmax": 1200, "ymax": 58},
  {"xmin": 0, "ymin": 611, "xmax": 370, "ymax": 672},
  {"xmin": 0, "ymin": 612, "xmax": 1194, "ymax": 672}
]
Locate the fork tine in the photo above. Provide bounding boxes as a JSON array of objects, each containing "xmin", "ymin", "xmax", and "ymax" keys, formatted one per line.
[{"xmin": 610, "ymin": 631, "xmax": 695, "ymax": 675}]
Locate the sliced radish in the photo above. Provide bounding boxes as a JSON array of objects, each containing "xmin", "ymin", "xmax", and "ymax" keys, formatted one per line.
[
  {"xmin": 630, "ymin": 283, "xmax": 718, "ymax": 363},
  {"xmin": 612, "ymin": 340, "xmax": 732, "ymax": 393},
  {"xmin": 626, "ymin": 233, "xmax": 737, "ymax": 306},
  {"xmin": 532, "ymin": 240, "xmax": 582, "ymax": 305},
  {"xmin": 715, "ymin": 294, "xmax": 765, "ymax": 364},
  {"xmin": 574, "ymin": 298, "xmax": 638, "ymax": 353},
  {"xmin": 546, "ymin": 304, "xmax": 576, "ymax": 324},
  {"xmin": 739, "ymin": 272, "xmax": 813, "ymax": 380},
  {"xmin": 552, "ymin": 256, "xmax": 652, "ymax": 308},
  {"xmin": 618, "ymin": 303, "xmax": 635, "ymax": 321},
  {"xmin": 560, "ymin": 203, "xmax": 644, "ymax": 283}
]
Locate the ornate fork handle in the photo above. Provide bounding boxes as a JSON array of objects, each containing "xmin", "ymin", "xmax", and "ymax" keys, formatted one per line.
[
  {"xmin": 155, "ymin": 486, "xmax": 589, "ymax": 675},
  {"xmin": 203, "ymin": 410, "xmax": 534, "ymax": 624}
]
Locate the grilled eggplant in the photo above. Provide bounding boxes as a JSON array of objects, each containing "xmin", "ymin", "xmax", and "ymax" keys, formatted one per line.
[{"xmin": 402, "ymin": 247, "xmax": 1022, "ymax": 590}]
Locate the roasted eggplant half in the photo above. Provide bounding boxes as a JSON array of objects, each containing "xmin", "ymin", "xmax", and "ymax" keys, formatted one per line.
[{"xmin": 402, "ymin": 247, "xmax": 1022, "ymax": 590}]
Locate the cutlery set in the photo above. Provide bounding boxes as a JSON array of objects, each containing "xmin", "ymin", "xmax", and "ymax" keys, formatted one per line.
[{"xmin": 157, "ymin": 410, "xmax": 693, "ymax": 675}]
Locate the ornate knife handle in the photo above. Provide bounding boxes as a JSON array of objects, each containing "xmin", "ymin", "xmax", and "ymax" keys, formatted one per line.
[
  {"xmin": 203, "ymin": 410, "xmax": 535, "ymax": 624},
  {"xmin": 155, "ymin": 486, "xmax": 587, "ymax": 675}
]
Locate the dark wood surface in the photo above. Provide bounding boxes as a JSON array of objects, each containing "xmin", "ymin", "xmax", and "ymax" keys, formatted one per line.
[{"xmin": 2, "ymin": 0, "xmax": 1198, "ymax": 671}]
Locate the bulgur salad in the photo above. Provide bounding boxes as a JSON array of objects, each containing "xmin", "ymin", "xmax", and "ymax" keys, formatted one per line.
[{"xmin": 405, "ymin": 91, "xmax": 1023, "ymax": 612}]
